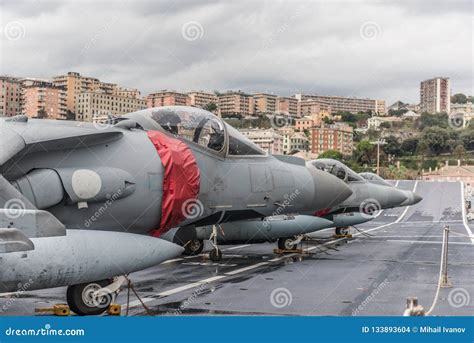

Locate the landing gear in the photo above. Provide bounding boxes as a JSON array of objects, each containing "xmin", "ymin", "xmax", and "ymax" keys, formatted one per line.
[
  {"xmin": 183, "ymin": 239, "xmax": 204, "ymax": 256},
  {"xmin": 335, "ymin": 227, "xmax": 350, "ymax": 236},
  {"xmin": 66, "ymin": 280, "xmax": 116, "ymax": 316},
  {"xmin": 209, "ymin": 248, "xmax": 223, "ymax": 262},
  {"xmin": 208, "ymin": 225, "xmax": 223, "ymax": 262},
  {"xmin": 278, "ymin": 237, "xmax": 297, "ymax": 250}
]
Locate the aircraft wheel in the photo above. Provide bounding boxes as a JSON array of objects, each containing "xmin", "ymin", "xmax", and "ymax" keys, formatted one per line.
[
  {"xmin": 66, "ymin": 280, "xmax": 115, "ymax": 316},
  {"xmin": 335, "ymin": 227, "xmax": 350, "ymax": 236},
  {"xmin": 183, "ymin": 239, "xmax": 204, "ymax": 256},
  {"xmin": 278, "ymin": 237, "xmax": 297, "ymax": 250},
  {"xmin": 209, "ymin": 248, "xmax": 222, "ymax": 262}
]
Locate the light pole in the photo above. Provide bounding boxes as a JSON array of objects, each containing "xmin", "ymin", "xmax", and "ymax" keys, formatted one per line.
[{"xmin": 370, "ymin": 139, "xmax": 386, "ymax": 176}]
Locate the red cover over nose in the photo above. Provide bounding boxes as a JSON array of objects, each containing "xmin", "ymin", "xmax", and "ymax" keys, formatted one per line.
[{"xmin": 147, "ymin": 130, "xmax": 200, "ymax": 236}]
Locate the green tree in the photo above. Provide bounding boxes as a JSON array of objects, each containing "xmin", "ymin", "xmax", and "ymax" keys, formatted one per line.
[
  {"xmin": 419, "ymin": 127, "xmax": 457, "ymax": 155},
  {"xmin": 460, "ymin": 129, "xmax": 474, "ymax": 150},
  {"xmin": 318, "ymin": 149, "xmax": 343, "ymax": 160},
  {"xmin": 379, "ymin": 121, "xmax": 391, "ymax": 129},
  {"xmin": 383, "ymin": 135, "xmax": 402, "ymax": 156},
  {"xmin": 451, "ymin": 93, "xmax": 467, "ymax": 104},
  {"xmin": 203, "ymin": 102, "xmax": 218, "ymax": 113},
  {"xmin": 453, "ymin": 144, "xmax": 466, "ymax": 161},
  {"xmin": 354, "ymin": 140, "xmax": 376, "ymax": 165},
  {"xmin": 322, "ymin": 116, "xmax": 334, "ymax": 125},
  {"xmin": 400, "ymin": 137, "xmax": 418, "ymax": 156}
]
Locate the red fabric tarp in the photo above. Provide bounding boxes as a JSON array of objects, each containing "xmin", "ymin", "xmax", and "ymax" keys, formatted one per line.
[{"xmin": 147, "ymin": 130, "xmax": 200, "ymax": 236}]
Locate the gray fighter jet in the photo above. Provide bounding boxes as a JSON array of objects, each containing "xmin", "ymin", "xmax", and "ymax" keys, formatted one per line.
[
  {"xmin": 176, "ymin": 158, "xmax": 422, "ymax": 254},
  {"xmin": 0, "ymin": 107, "xmax": 352, "ymax": 315}
]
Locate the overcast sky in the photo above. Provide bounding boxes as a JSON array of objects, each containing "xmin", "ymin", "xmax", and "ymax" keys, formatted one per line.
[{"xmin": 0, "ymin": 0, "xmax": 472, "ymax": 105}]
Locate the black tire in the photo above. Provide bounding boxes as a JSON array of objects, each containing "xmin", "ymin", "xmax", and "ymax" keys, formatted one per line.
[
  {"xmin": 66, "ymin": 280, "xmax": 115, "ymax": 316},
  {"xmin": 335, "ymin": 227, "xmax": 350, "ymax": 236},
  {"xmin": 183, "ymin": 239, "xmax": 204, "ymax": 256},
  {"xmin": 278, "ymin": 238, "xmax": 296, "ymax": 250},
  {"xmin": 209, "ymin": 248, "xmax": 222, "ymax": 262}
]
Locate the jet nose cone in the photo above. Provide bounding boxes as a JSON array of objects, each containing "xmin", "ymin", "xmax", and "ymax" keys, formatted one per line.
[
  {"xmin": 390, "ymin": 189, "xmax": 409, "ymax": 206},
  {"xmin": 311, "ymin": 169, "xmax": 353, "ymax": 210},
  {"xmin": 413, "ymin": 193, "xmax": 423, "ymax": 204},
  {"xmin": 399, "ymin": 191, "xmax": 423, "ymax": 206}
]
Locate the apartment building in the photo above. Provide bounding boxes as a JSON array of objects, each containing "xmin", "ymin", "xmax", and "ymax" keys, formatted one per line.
[
  {"xmin": 253, "ymin": 93, "xmax": 277, "ymax": 114},
  {"xmin": 276, "ymin": 96, "xmax": 298, "ymax": 117},
  {"xmin": 282, "ymin": 131, "xmax": 309, "ymax": 154},
  {"xmin": 0, "ymin": 76, "xmax": 22, "ymax": 117},
  {"xmin": 218, "ymin": 91, "xmax": 255, "ymax": 117},
  {"xmin": 22, "ymin": 79, "xmax": 67, "ymax": 119},
  {"xmin": 240, "ymin": 128, "xmax": 284, "ymax": 154},
  {"xmin": 52, "ymin": 72, "xmax": 119, "ymax": 113},
  {"xmin": 187, "ymin": 91, "xmax": 218, "ymax": 111},
  {"xmin": 296, "ymin": 94, "xmax": 385, "ymax": 115},
  {"xmin": 310, "ymin": 123, "xmax": 353, "ymax": 156},
  {"xmin": 76, "ymin": 91, "xmax": 146, "ymax": 122},
  {"xmin": 420, "ymin": 77, "xmax": 451, "ymax": 114},
  {"xmin": 146, "ymin": 91, "xmax": 190, "ymax": 108},
  {"xmin": 114, "ymin": 87, "xmax": 141, "ymax": 99}
]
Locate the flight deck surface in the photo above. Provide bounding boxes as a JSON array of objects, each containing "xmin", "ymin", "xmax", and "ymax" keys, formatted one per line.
[{"xmin": 2, "ymin": 181, "xmax": 473, "ymax": 316}]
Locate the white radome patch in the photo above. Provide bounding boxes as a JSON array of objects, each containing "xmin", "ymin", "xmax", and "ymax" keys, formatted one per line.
[{"xmin": 71, "ymin": 169, "xmax": 102, "ymax": 199}]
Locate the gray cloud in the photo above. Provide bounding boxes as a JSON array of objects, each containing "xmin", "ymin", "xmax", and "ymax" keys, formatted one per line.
[{"xmin": 0, "ymin": 0, "xmax": 471, "ymax": 105}]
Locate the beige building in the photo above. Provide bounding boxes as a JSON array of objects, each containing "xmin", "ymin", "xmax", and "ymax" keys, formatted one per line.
[
  {"xmin": 240, "ymin": 128, "xmax": 284, "ymax": 154},
  {"xmin": 253, "ymin": 93, "xmax": 277, "ymax": 114},
  {"xmin": 187, "ymin": 91, "xmax": 218, "ymax": 111},
  {"xmin": 420, "ymin": 77, "xmax": 450, "ymax": 114},
  {"xmin": 310, "ymin": 123, "xmax": 353, "ymax": 156},
  {"xmin": 76, "ymin": 91, "xmax": 146, "ymax": 122},
  {"xmin": 146, "ymin": 91, "xmax": 190, "ymax": 108},
  {"xmin": 0, "ymin": 76, "xmax": 22, "ymax": 117},
  {"xmin": 22, "ymin": 80, "xmax": 67, "ymax": 119},
  {"xmin": 296, "ymin": 94, "xmax": 385, "ymax": 116},
  {"xmin": 298, "ymin": 99, "xmax": 332, "ymax": 117},
  {"xmin": 276, "ymin": 97, "xmax": 298, "ymax": 117},
  {"xmin": 282, "ymin": 131, "xmax": 309, "ymax": 154},
  {"xmin": 114, "ymin": 87, "xmax": 141, "ymax": 99},
  {"xmin": 52, "ymin": 72, "xmax": 119, "ymax": 113},
  {"xmin": 294, "ymin": 112, "xmax": 332, "ymax": 131},
  {"xmin": 218, "ymin": 92, "xmax": 255, "ymax": 117}
]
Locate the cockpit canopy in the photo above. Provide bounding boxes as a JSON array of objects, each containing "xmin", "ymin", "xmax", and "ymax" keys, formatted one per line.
[
  {"xmin": 310, "ymin": 159, "xmax": 364, "ymax": 183},
  {"xmin": 359, "ymin": 172, "xmax": 393, "ymax": 187},
  {"xmin": 124, "ymin": 106, "xmax": 266, "ymax": 157}
]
